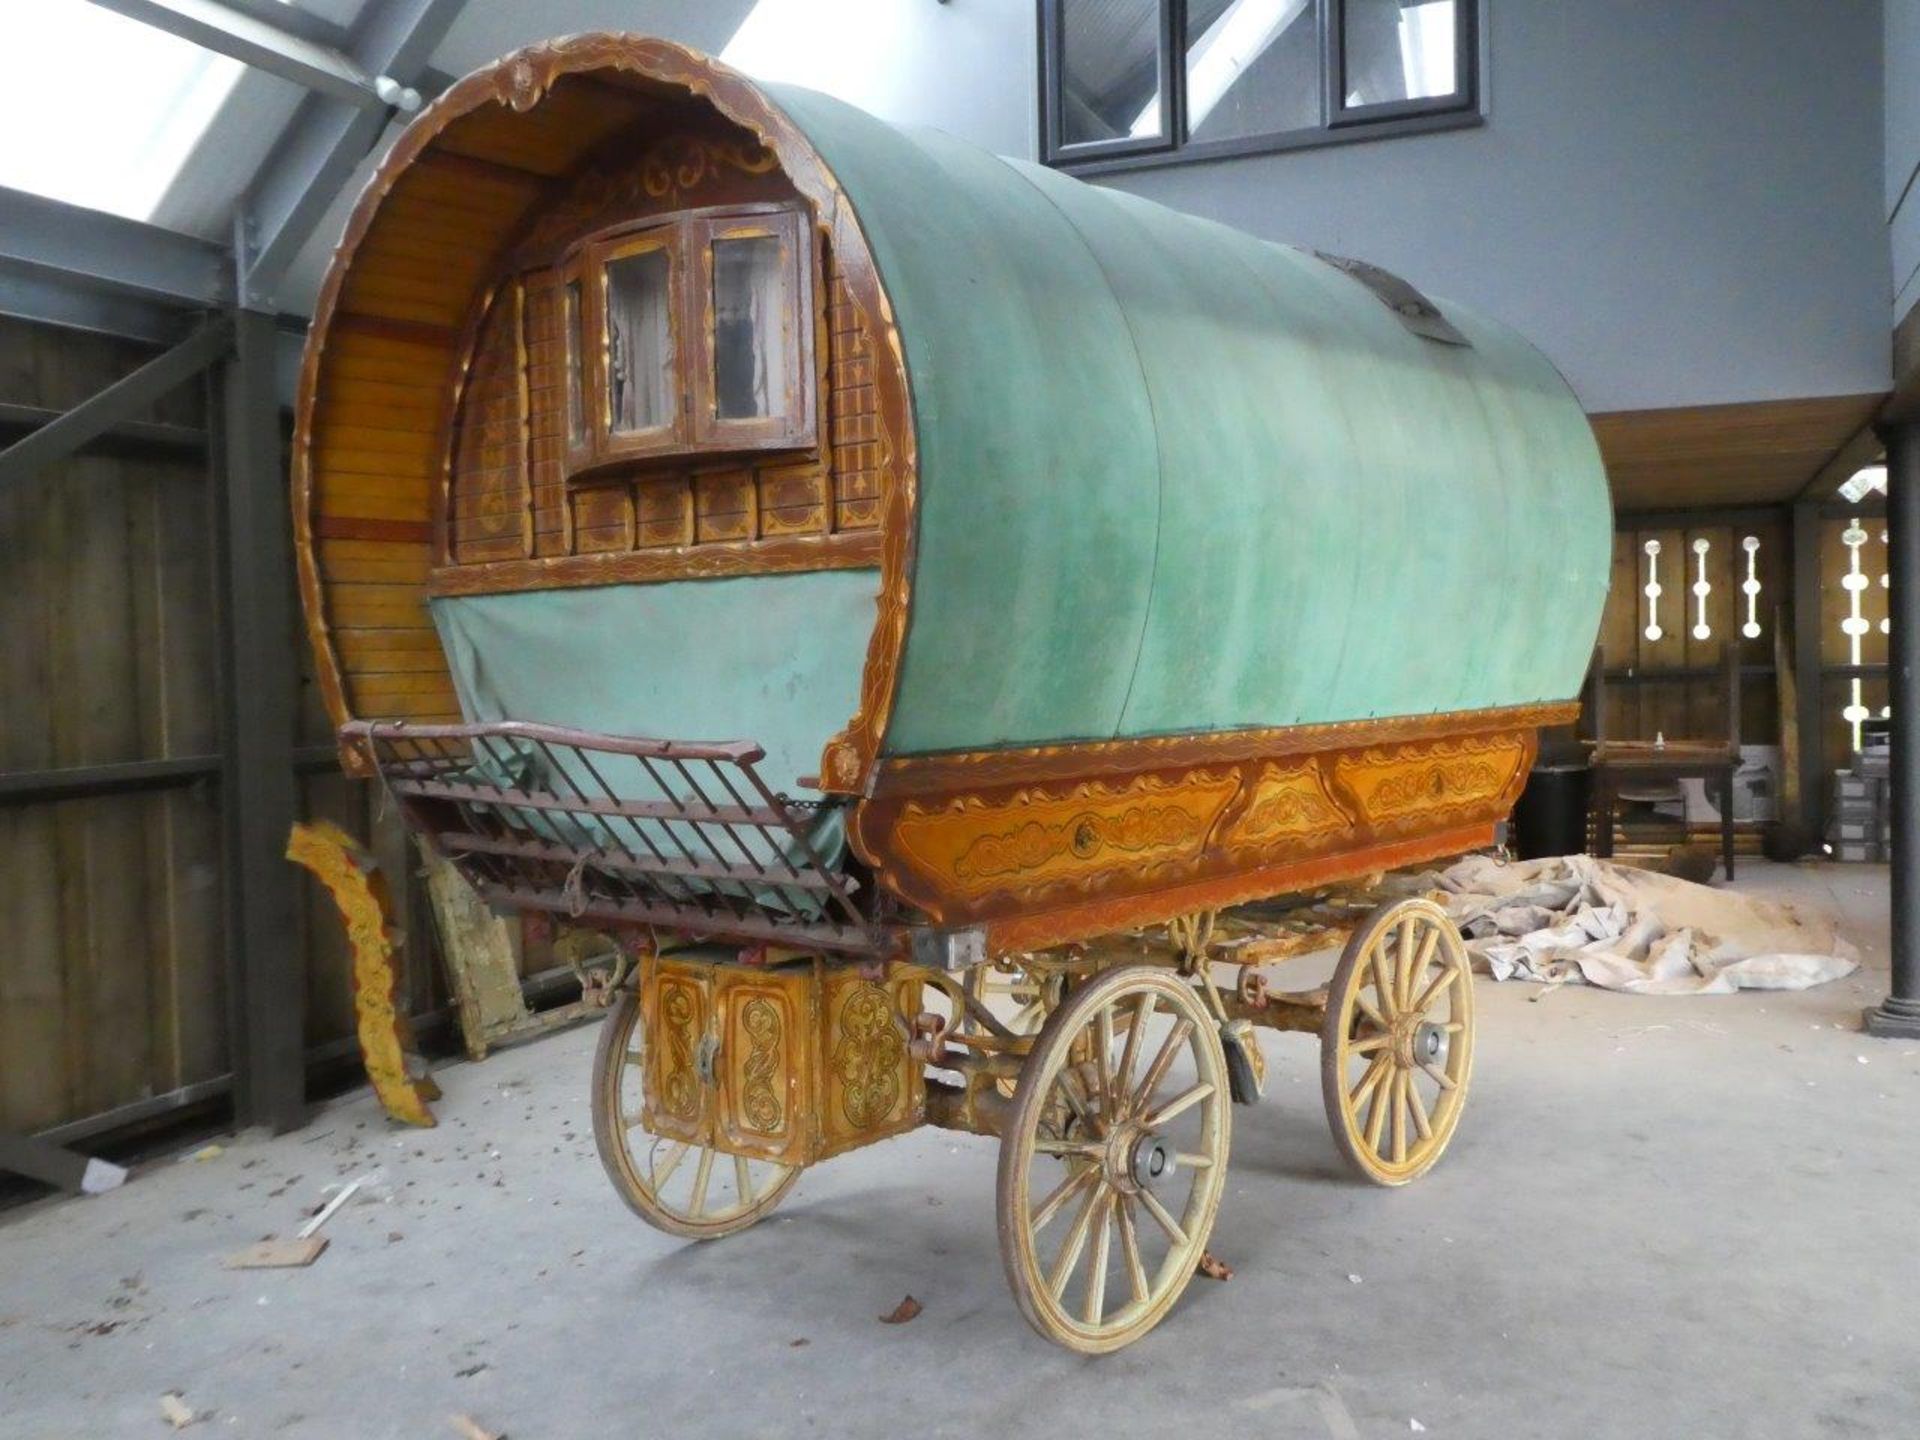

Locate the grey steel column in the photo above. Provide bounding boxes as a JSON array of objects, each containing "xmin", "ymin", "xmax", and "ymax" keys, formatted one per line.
[
  {"xmin": 1867, "ymin": 419, "xmax": 1920, "ymax": 1038},
  {"xmin": 216, "ymin": 307, "xmax": 309, "ymax": 1124}
]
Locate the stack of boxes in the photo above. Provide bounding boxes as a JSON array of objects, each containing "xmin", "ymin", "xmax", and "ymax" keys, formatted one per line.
[{"xmin": 1829, "ymin": 720, "xmax": 1891, "ymax": 862}]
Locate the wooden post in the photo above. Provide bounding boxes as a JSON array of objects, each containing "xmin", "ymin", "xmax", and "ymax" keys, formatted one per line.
[{"xmin": 1867, "ymin": 420, "xmax": 1920, "ymax": 1038}]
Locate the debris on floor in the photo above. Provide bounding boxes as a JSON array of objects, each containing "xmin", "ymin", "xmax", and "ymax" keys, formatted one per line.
[
  {"xmin": 878, "ymin": 1295, "xmax": 922, "ymax": 1324},
  {"xmin": 1401, "ymin": 855, "xmax": 1859, "ymax": 995},
  {"xmin": 448, "ymin": 1413, "xmax": 502, "ymax": 1440},
  {"xmin": 1196, "ymin": 1251, "xmax": 1234, "ymax": 1281},
  {"xmin": 221, "ymin": 1237, "xmax": 329, "ymax": 1270},
  {"xmin": 296, "ymin": 1175, "xmax": 367, "ymax": 1240},
  {"xmin": 159, "ymin": 1392, "xmax": 200, "ymax": 1429}
]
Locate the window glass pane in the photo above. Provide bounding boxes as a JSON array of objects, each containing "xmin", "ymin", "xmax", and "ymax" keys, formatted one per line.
[
  {"xmin": 1185, "ymin": 0, "xmax": 1320, "ymax": 145},
  {"xmin": 1058, "ymin": 0, "xmax": 1166, "ymax": 146},
  {"xmin": 605, "ymin": 247, "xmax": 673, "ymax": 433},
  {"xmin": 563, "ymin": 279, "xmax": 586, "ymax": 446},
  {"xmin": 1343, "ymin": 0, "xmax": 1459, "ymax": 108},
  {"xmin": 712, "ymin": 234, "xmax": 793, "ymax": 422}
]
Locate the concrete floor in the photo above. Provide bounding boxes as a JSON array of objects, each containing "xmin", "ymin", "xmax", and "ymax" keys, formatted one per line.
[{"xmin": 1, "ymin": 861, "xmax": 1912, "ymax": 1440}]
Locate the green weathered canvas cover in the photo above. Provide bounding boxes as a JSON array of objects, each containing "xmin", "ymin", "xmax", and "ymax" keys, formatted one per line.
[
  {"xmin": 769, "ymin": 85, "xmax": 1613, "ymax": 755},
  {"xmin": 431, "ymin": 80, "xmax": 1610, "ymax": 787}
]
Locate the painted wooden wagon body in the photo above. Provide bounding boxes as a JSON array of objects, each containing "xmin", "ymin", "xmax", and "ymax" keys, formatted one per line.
[{"xmin": 296, "ymin": 35, "xmax": 1610, "ymax": 1350}]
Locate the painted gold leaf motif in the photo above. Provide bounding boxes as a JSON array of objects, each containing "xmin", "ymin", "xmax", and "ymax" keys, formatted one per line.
[
  {"xmin": 830, "ymin": 983, "xmax": 901, "ymax": 1131},
  {"xmin": 1335, "ymin": 734, "xmax": 1527, "ymax": 831},
  {"xmin": 740, "ymin": 996, "xmax": 784, "ymax": 1134},
  {"xmin": 1225, "ymin": 762, "xmax": 1353, "ymax": 853},
  {"xmin": 889, "ymin": 771, "xmax": 1240, "ymax": 904},
  {"xmin": 659, "ymin": 981, "xmax": 700, "ymax": 1122}
]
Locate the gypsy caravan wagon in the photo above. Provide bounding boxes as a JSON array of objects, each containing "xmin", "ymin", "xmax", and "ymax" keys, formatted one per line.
[{"xmin": 295, "ymin": 34, "xmax": 1610, "ymax": 1351}]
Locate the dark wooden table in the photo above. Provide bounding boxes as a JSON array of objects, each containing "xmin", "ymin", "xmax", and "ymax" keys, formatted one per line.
[{"xmin": 1590, "ymin": 739, "xmax": 1741, "ymax": 880}]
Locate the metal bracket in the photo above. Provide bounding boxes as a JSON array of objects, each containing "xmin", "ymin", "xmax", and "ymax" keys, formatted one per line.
[
  {"xmin": 1313, "ymin": 252, "xmax": 1471, "ymax": 347},
  {"xmin": 910, "ymin": 925, "xmax": 988, "ymax": 973}
]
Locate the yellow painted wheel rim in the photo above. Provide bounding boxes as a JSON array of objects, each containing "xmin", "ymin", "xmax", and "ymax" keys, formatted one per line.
[{"xmin": 1321, "ymin": 897, "xmax": 1475, "ymax": 1187}]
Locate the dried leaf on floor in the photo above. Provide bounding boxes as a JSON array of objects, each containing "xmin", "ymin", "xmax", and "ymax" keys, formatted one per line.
[
  {"xmin": 1196, "ymin": 1251, "xmax": 1234, "ymax": 1281},
  {"xmin": 449, "ymin": 1413, "xmax": 502, "ymax": 1440},
  {"xmin": 222, "ymin": 1237, "xmax": 329, "ymax": 1270},
  {"xmin": 878, "ymin": 1295, "xmax": 922, "ymax": 1324}
]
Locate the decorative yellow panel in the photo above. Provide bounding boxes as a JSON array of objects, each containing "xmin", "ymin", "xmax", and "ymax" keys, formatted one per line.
[
  {"xmin": 714, "ymin": 965, "xmax": 816, "ymax": 1167},
  {"xmin": 641, "ymin": 957, "xmax": 711, "ymax": 1144},
  {"xmin": 1332, "ymin": 733, "xmax": 1528, "ymax": 836},
  {"xmin": 817, "ymin": 968, "xmax": 922, "ymax": 1159},
  {"xmin": 1222, "ymin": 759, "xmax": 1353, "ymax": 857}
]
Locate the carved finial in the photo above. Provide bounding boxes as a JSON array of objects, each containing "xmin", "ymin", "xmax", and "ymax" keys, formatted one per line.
[{"xmin": 506, "ymin": 57, "xmax": 542, "ymax": 112}]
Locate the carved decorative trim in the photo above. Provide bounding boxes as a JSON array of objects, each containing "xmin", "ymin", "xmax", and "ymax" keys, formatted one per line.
[
  {"xmin": 853, "ymin": 718, "xmax": 1544, "ymax": 932},
  {"xmin": 889, "ymin": 770, "xmax": 1241, "ymax": 910},
  {"xmin": 738, "ymin": 995, "xmax": 784, "ymax": 1134},
  {"xmin": 1333, "ymin": 732, "xmax": 1529, "ymax": 836},
  {"xmin": 427, "ymin": 530, "xmax": 882, "ymax": 596},
  {"xmin": 1221, "ymin": 759, "xmax": 1353, "ymax": 856},
  {"xmin": 294, "ymin": 36, "xmax": 916, "ymax": 791},
  {"xmin": 829, "ymin": 982, "xmax": 901, "ymax": 1130},
  {"xmin": 868, "ymin": 701, "xmax": 1578, "ymax": 797}
]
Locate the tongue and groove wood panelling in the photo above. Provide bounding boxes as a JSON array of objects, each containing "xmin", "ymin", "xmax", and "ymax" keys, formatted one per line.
[{"xmin": 302, "ymin": 75, "xmax": 657, "ymax": 733}]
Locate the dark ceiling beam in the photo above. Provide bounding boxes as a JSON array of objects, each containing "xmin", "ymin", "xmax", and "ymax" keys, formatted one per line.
[
  {"xmin": 82, "ymin": 0, "xmax": 420, "ymax": 112},
  {"xmin": 0, "ymin": 186, "xmax": 230, "ymax": 308},
  {"xmin": 236, "ymin": 0, "xmax": 467, "ymax": 307},
  {"xmin": 0, "ymin": 318, "xmax": 232, "ymax": 490}
]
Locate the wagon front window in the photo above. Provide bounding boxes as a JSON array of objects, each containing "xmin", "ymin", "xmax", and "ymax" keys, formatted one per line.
[
  {"xmin": 712, "ymin": 232, "xmax": 793, "ymax": 422},
  {"xmin": 605, "ymin": 244, "xmax": 675, "ymax": 434}
]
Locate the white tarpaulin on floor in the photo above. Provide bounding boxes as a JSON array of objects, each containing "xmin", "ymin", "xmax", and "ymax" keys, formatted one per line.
[{"xmin": 1395, "ymin": 855, "xmax": 1859, "ymax": 995}]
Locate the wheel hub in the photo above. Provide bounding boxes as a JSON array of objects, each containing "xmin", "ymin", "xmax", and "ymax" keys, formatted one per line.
[
  {"xmin": 1110, "ymin": 1127, "xmax": 1176, "ymax": 1192},
  {"xmin": 1411, "ymin": 1019, "xmax": 1449, "ymax": 1069}
]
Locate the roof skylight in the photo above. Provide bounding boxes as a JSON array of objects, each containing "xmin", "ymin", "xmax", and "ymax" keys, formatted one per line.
[{"xmin": 0, "ymin": 0, "xmax": 246, "ymax": 222}]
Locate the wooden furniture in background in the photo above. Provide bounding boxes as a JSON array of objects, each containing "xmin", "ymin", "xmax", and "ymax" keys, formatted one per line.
[{"xmin": 1589, "ymin": 645, "xmax": 1743, "ymax": 879}]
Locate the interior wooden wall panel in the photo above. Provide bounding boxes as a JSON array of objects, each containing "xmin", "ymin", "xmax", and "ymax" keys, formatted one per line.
[{"xmin": 0, "ymin": 317, "xmax": 436, "ymax": 1135}]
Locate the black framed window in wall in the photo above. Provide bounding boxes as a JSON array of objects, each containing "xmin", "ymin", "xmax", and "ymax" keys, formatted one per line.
[{"xmin": 1039, "ymin": 0, "xmax": 1481, "ymax": 173}]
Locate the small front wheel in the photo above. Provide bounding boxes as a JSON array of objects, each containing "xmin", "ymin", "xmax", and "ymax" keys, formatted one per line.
[
  {"xmin": 1320, "ymin": 896, "xmax": 1475, "ymax": 1186},
  {"xmin": 590, "ymin": 988, "xmax": 799, "ymax": 1239},
  {"xmin": 996, "ymin": 966, "xmax": 1231, "ymax": 1353}
]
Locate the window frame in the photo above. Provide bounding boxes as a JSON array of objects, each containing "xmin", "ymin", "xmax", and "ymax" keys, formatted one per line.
[
  {"xmin": 1038, "ymin": 0, "xmax": 1484, "ymax": 175},
  {"xmin": 557, "ymin": 201, "xmax": 819, "ymax": 481}
]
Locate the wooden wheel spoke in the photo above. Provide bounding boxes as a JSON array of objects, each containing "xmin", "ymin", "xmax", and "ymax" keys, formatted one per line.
[
  {"xmin": 1137, "ymin": 1184, "xmax": 1187, "ymax": 1249},
  {"xmin": 650, "ymin": 1139, "xmax": 690, "ymax": 1190},
  {"xmin": 1171, "ymin": 1151, "xmax": 1215, "ymax": 1170},
  {"xmin": 1420, "ymin": 1059, "xmax": 1457, "ymax": 1091},
  {"xmin": 1369, "ymin": 939, "xmax": 1399, "ymax": 1018},
  {"xmin": 1132, "ymin": 1016, "xmax": 1194, "ymax": 1114},
  {"xmin": 1347, "ymin": 1031, "xmax": 1391, "ymax": 1055},
  {"xmin": 1146, "ymin": 1080, "xmax": 1214, "ymax": 1128},
  {"xmin": 1094, "ymin": 1005, "xmax": 1116, "ymax": 1109},
  {"xmin": 1057, "ymin": 1069, "xmax": 1103, "ymax": 1137},
  {"xmin": 1047, "ymin": 1183, "xmax": 1104, "ymax": 1299},
  {"xmin": 1083, "ymin": 1192, "xmax": 1114, "ymax": 1326},
  {"xmin": 1114, "ymin": 993, "xmax": 1153, "ymax": 1103},
  {"xmin": 1411, "ymin": 963, "xmax": 1459, "ymax": 1018},
  {"xmin": 1031, "ymin": 1162, "xmax": 1099, "ymax": 1233},
  {"xmin": 1405, "ymin": 1073, "xmax": 1434, "ymax": 1141},
  {"xmin": 1116, "ymin": 1197, "xmax": 1149, "ymax": 1306},
  {"xmin": 1402, "ymin": 926, "xmax": 1440, "ymax": 1011},
  {"xmin": 1363, "ymin": 1071, "xmax": 1391, "ymax": 1155},
  {"xmin": 1393, "ymin": 916, "xmax": 1417, "ymax": 1008},
  {"xmin": 1034, "ymin": 1138, "xmax": 1106, "ymax": 1159},
  {"xmin": 1355, "ymin": 991, "xmax": 1387, "ymax": 1030},
  {"xmin": 734, "ymin": 1153, "xmax": 754, "ymax": 1206},
  {"xmin": 689, "ymin": 1145, "xmax": 715, "ymax": 1218},
  {"xmin": 1348, "ymin": 1054, "xmax": 1391, "ymax": 1112},
  {"xmin": 1389, "ymin": 1072, "xmax": 1409, "ymax": 1164}
]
